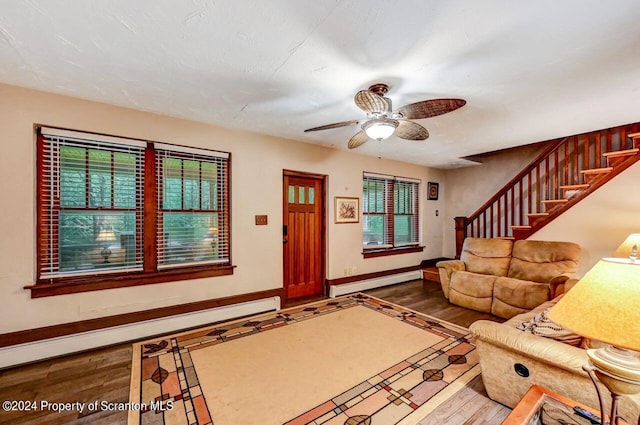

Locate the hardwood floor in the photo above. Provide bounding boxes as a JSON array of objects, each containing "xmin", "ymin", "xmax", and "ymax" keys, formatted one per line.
[
  {"xmin": 0, "ymin": 279, "xmax": 510, "ymax": 425},
  {"xmin": 0, "ymin": 344, "xmax": 132, "ymax": 424},
  {"xmin": 365, "ymin": 279, "xmax": 504, "ymax": 329},
  {"xmin": 365, "ymin": 280, "xmax": 511, "ymax": 425}
]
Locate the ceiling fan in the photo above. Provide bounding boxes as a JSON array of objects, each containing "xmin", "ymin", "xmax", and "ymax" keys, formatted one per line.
[{"xmin": 304, "ymin": 83, "xmax": 466, "ymax": 149}]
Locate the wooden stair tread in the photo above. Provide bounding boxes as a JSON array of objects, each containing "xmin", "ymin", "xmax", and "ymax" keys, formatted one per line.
[
  {"xmin": 602, "ymin": 148, "xmax": 639, "ymax": 158},
  {"xmin": 580, "ymin": 167, "xmax": 613, "ymax": 175},
  {"xmin": 628, "ymin": 132, "xmax": 640, "ymax": 138},
  {"xmin": 526, "ymin": 213, "xmax": 549, "ymax": 217},
  {"xmin": 510, "ymin": 225, "xmax": 532, "ymax": 229},
  {"xmin": 541, "ymin": 199, "xmax": 569, "ymax": 204},
  {"xmin": 541, "ymin": 199, "xmax": 569, "ymax": 213},
  {"xmin": 559, "ymin": 184, "xmax": 589, "ymax": 190}
]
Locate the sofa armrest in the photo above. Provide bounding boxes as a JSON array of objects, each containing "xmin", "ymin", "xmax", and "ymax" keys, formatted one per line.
[
  {"xmin": 549, "ymin": 273, "xmax": 580, "ymax": 298},
  {"xmin": 469, "ymin": 320, "xmax": 588, "ymax": 376},
  {"xmin": 436, "ymin": 260, "xmax": 465, "ymax": 299}
]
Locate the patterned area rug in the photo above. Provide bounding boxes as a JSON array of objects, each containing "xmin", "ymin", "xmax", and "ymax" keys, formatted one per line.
[{"xmin": 129, "ymin": 293, "xmax": 479, "ymax": 425}]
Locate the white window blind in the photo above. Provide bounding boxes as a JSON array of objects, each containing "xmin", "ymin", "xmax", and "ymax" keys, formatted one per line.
[
  {"xmin": 393, "ymin": 179, "xmax": 420, "ymax": 246},
  {"xmin": 363, "ymin": 174, "xmax": 392, "ymax": 248},
  {"xmin": 39, "ymin": 131, "xmax": 145, "ymax": 278},
  {"xmin": 155, "ymin": 147, "xmax": 229, "ymax": 267},
  {"xmin": 362, "ymin": 173, "xmax": 420, "ymax": 249}
]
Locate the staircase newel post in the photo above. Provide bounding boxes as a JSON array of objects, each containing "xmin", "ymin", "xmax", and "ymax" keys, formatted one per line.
[{"xmin": 454, "ymin": 217, "xmax": 468, "ymax": 259}]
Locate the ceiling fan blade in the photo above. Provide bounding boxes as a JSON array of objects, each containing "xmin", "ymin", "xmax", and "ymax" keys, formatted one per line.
[
  {"xmin": 396, "ymin": 120, "xmax": 429, "ymax": 140},
  {"xmin": 304, "ymin": 119, "xmax": 360, "ymax": 132},
  {"xmin": 397, "ymin": 98, "xmax": 466, "ymax": 119},
  {"xmin": 355, "ymin": 90, "xmax": 391, "ymax": 114},
  {"xmin": 348, "ymin": 131, "xmax": 369, "ymax": 149}
]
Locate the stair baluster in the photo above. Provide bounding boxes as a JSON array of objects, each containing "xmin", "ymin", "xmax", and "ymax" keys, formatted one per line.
[{"xmin": 454, "ymin": 122, "xmax": 640, "ymax": 258}]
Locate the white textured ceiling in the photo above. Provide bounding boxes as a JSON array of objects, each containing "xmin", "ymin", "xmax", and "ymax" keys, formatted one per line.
[{"xmin": 1, "ymin": 1, "xmax": 640, "ymax": 168}]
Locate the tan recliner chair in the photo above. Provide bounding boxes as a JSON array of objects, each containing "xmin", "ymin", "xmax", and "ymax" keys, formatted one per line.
[
  {"xmin": 437, "ymin": 237, "xmax": 581, "ymax": 319},
  {"xmin": 470, "ymin": 281, "xmax": 640, "ymax": 422}
]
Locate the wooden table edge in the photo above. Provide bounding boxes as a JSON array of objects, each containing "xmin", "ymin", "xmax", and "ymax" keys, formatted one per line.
[{"xmin": 501, "ymin": 384, "xmax": 626, "ymax": 425}]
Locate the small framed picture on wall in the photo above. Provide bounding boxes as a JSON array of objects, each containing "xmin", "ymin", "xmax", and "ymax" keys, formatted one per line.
[
  {"xmin": 427, "ymin": 182, "xmax": 439, "ymax": 200},
  {"xmin": 335, "ymin": 197, "xmax": 359, "ymax": 223}
]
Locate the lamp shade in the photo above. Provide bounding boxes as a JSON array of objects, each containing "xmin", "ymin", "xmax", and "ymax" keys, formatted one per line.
[
  {"xmin": 96, "ymin": 229, "xmax": 117, "ymax": 242},
  {"xmin": 547, "ymin": 259, "xmax": 640, "ymax": 351},
  {"xmin": 613, "ymin": 233, "xmax": 640, "ymax": 258}
]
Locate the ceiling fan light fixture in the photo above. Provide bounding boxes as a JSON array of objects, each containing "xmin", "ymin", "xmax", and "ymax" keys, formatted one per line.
[
  {"xmin": 303, "ymin": 83, "xmax": 465, "ymax": 149},
  {"xmin": 362, "ymin": 118, "xmax": 398, "ymax": 141}
]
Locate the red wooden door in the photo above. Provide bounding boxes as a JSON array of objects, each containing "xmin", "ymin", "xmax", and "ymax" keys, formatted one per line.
[{"xmin": 283, "ymin": 172, "xmax": 325, "ymax": 300}]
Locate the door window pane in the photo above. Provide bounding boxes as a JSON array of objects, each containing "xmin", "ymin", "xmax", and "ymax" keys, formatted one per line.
[
  {"xmin": 288, "ymin": 185, "xmax": 295, "ymax": 204},
  {"xmin": 308, "ymin": 187, "xmax": 315, "ymax": 204}
]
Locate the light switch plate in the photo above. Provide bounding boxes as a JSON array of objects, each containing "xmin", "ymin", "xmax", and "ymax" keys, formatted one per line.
[{"xmin": 255, "ymin": 215, "xmax": 268, "ymax": 225}]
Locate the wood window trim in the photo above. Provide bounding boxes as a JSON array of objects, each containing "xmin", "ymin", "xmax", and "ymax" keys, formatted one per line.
[
  {"xmin": 34, "ymin": 127, "xmax": 232, "ymax": 298},
  {"xmin": 362, "ymin": 245, "xmax": 424, "ymax": 258},
  {"xmin": 26, "ymin": 265, "xmax": 235, "ymax": 298}
]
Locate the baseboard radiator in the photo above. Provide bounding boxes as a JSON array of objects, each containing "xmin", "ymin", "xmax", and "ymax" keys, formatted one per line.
[
  {"xmin": 329, "ymin": 270, "xmax": 421, "ymax": 297},
  {"xmin": 0, "ymin": 296, "xmax": 280, "ymax": 369}
]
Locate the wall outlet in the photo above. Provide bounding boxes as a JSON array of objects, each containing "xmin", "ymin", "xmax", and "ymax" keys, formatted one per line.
[{"xmin": 344, "ymin": 267, "xmax": 357, "ymax": 276}]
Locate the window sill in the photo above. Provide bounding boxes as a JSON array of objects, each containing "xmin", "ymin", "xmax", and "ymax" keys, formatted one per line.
[
  {"xmin": 26, "ymin": 265, "xmax": 235, "ymax": 298},
  {"xmin": 362, "ymin": 245, "xmax": 424, "ymax": 258}
]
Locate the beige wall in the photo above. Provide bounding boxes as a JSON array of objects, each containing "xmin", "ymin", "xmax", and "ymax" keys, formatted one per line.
[
  {"xmin": 532, "ymin": 160, "xmax": 640, "ymax": 275},
  {"xmin": 441, "ymin": 144, "xmax": 546, "ymax": 256},
  {"xmin": 0, "ymin": 84, "xmax": 445, "ymax": 334}
]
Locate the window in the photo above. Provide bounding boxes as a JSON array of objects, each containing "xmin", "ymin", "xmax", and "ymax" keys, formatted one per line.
[
  {"xmin": 155, "ymin": 145, "xmax": 229, "ymax": 267},
  {"xmin": 38, "ymin": 131, "xmax": 146, "ymax": 277},
  {"xmin": 362, "ymin": 172, "xmax": 421, "ymax": 256},
  {"xmin": 34, "ymin": 127, "xmax": 231, "ymax": 296}
]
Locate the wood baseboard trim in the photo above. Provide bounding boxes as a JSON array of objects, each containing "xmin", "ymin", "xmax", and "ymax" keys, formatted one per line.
[
  {"xmin": 0, "ymin": 288, "xmax": 284, "ymax": 348},
  {"xmin": 326, "ymin": 265, "xmax": 420, "ymax": 286}
]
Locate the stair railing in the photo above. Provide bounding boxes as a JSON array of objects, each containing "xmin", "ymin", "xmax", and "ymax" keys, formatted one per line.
[{"xmin": 454, "ymin": 122, "xmax": 639, "ymax": 257}]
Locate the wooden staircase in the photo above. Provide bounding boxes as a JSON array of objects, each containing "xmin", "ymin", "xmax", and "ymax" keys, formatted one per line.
[{"xmin": 454, "ymin": 122, "xmax": 640, "ymax": 257}]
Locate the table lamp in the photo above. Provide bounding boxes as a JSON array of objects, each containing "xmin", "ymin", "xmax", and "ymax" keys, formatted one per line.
[
  {"xmin": 96, "ymin": 228, "xmax": 117, "ymax": 263},
  {"xmin": 548, "ymin": 258, "xmax": 640, "ymax": 425},
  {"xmin": 614, "ymin": 233, "xmax": 640, "ymax": 262},
  {"xmin": 206, "ymin": 226, "xmax": 218, "ymax": 252}
]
